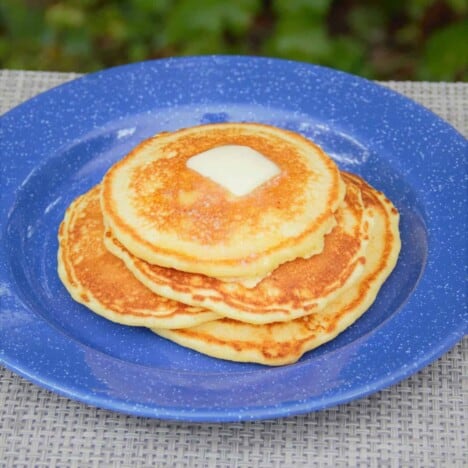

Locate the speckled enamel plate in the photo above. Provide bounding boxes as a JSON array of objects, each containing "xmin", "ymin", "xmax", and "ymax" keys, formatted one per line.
[{"xmin": 1, "ymin": 57, "xmax": 466, "ymax": 422}]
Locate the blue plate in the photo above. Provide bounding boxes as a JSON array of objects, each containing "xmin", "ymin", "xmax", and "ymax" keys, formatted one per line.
[{"xmin": 1, "ymin": 57, "xmax": 466, "ymax": 422}]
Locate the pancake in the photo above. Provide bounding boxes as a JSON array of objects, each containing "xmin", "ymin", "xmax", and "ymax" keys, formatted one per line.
[
  {"xmin": 104, "ymin": 172, "xmax": 371, "ymax": 324},
  {"xmin": 152, "ymin": 174, "xmax": 401, "ymax": 365},
  {"xmin": 57, "ymin": 186, "xmax": 220, "ymax": 329},
  {"xmin": 100, "ymin": 122, "xmax": 345, "ymax": 280}
]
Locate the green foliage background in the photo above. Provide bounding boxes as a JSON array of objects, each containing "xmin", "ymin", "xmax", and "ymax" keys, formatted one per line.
[{"xmin": 1, "ymin": 0, "xmax": 467, "ymax": 80}]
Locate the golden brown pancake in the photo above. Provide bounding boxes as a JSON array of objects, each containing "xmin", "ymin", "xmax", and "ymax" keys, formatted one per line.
[
  {"xmin": 104, "ymin": 173, "xmax": 370, "ymax": 324},
  {"xmin": 100, "ymin": 122, "xmax": 345, "ymax": 280},
  {"xmin": 152, "ymin": 174, "xmax": 401, "ymax": 365},
  {"xmin": 57, "ymin": 186, "xmax": 220, "ymax": 329}
]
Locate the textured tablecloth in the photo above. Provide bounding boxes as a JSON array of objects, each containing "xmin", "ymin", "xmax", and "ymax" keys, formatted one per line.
[{"xmin": 0, "ymin": 69, "xmax": 466, "ymax": 468}]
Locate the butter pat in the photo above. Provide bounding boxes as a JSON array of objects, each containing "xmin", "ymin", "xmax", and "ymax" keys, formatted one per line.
[{"xmin": 186, "ymin": 145, "xmax": 280, "ymax": 196}]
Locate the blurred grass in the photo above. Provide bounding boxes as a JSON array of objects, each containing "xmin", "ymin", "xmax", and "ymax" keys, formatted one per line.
[{"xmin": 0, "ymin": 0, "xmax": 466, "ymax": 80}]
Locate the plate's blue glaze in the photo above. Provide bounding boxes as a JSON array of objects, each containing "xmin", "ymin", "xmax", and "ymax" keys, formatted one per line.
[{"xmin": 0, "ymin": 57, "xmax": 466, "ymax": 422}]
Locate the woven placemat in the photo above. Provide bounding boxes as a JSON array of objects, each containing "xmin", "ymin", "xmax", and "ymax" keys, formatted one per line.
[{"xmin": 0, "ymin": 69, "xmax": 466, "ymax": 468}]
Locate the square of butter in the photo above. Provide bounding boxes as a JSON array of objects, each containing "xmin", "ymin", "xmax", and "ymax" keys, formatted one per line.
[{"xmin": 186, "ymin": 145, "xmax": 280, "ymax": 196}]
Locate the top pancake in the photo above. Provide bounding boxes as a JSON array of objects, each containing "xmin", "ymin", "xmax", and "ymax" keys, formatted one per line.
[{"xmin": 100, "ymin": 122, "xmax": 345, "ymax": 279}]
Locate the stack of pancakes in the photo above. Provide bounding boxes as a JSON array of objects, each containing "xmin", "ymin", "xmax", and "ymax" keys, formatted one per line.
[{"xmin": 58, "ymin": 123, "xmax": 400, "ymax": 365}]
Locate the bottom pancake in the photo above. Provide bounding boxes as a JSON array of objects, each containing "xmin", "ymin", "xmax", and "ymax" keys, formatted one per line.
[
  {"xmin": 152, "ymin": 174, "xmax": 400, "ymax": 365},
  {"xmin": 58, "ymin": 186, "xmax": 220, "ymax": 329}
]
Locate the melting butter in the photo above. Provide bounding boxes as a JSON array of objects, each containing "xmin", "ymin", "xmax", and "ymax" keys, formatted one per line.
[{"xmin": 186, "ymin": 145, "xmax": 280, "ymax": 196}]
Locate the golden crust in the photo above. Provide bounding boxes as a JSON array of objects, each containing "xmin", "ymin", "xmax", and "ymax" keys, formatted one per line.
[
  {"xmin": 100, "ymin": 123, "xmax": 345, "ymax": 278},
  {"xmin": 57, "ymin": 186, "xmax": 220, "ymax": 329}
]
